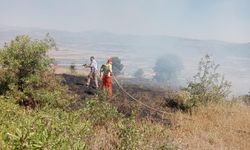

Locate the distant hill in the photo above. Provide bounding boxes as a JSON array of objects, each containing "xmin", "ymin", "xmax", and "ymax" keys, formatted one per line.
[{"xmin": 0, "ymin": 26, "xmax": 249, "ymax": 58}]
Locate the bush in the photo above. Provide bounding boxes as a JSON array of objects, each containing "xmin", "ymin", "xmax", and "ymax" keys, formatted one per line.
[
  {"xmin": 165, "ymin": 90, "xmax": 193, "ymax": 111},
  {"xmin": 185, "ymin": 55, "xmax": 231, "ymax": 106},
  {"xmin": 0, "ymin": 35, "xmax": 73, "ymax": 108},
  {"xmin": 165, "ymin": 55, "xmax": 232, "ymax": 111},
  {"xmin": 0, "ymin": 35, "xmax": 54, "ymax": 92}
]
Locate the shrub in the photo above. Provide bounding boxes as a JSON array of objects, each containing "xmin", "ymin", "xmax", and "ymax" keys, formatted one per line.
[
  {"xmin": 185, "ymin": 55, "xmax": 231, "ymax": 106},
  {"xmin": 165, "ymin": 55, "xmax": 232, "ymax": 111},
  {"xmin": 0, "ymin": 35, "xmax": 54, "ymax": 93},
  {"xmin": 165, "ymin": 90, "xmax": 193, "ymax": 111},
  {"xmin": 0, "ymin": 35, "xmax": 73, "ymax": 108}
]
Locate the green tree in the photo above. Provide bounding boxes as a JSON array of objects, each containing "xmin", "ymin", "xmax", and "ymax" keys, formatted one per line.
[
  {"xmin": 112, "ymin": 57, "xmax": 124, "ymax": 76},
  {"xmin": 186, "ymin": 54, "xmax": 231, "ymax": 106},
  {"xmin": 153, "ymin": 54, "xmax": 183, "ymax": 85},
  {"xmin": 0, "ymin": 35, "xmax": 56, "ymax": 106}
]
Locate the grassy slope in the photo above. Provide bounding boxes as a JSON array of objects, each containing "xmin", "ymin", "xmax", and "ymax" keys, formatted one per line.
[{"xmin": 1, "ymin": 71, "xmax": 250, "ymax": 149}]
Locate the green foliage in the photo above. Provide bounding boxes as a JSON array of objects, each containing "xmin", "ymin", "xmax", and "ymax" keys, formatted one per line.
[
  {"xmin": 112, "ymin": 57, "xmax": 124, "ymax": 76},
  {"xmin": 153, "ymin": 54, "xmax": 183, "ymax": 85},
  {"xmin": 0, "ymin": 35, "xmax": 54, "ymax": 94},
  {"xmin": 117, "ymin": 118, "xmax": 140, "ymax": 150},
  {"xmin": 0, "ymin": 99, "xmax": 90, "ymax": 149},
  {"xmin": 0, "ymin": 96, "xmax": 150, "ymax": 149},
  {"xmin": 83, "ymin": 97, "xmax": 121, "ymax": 126},
  {"xmin": 134, "ymin": 68, "xmax": 144, "ymax": 79},
  {"xmin": 185, "ymin": 55, "xmax": 231, "ymax": 106},
  {"xmin": 0, "ymin": 35, "xmax": 72, "ymax": 108}
]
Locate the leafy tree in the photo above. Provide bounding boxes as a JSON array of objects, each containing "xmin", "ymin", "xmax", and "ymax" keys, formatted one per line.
[
  {"xmin": 134, "ymin": 68, "xmax": 144, "ymax": 79},
  {"xmin": 0, "ymin": 34, "xmax": 58, "ymax": 106},
  {"xmin": 185, "ymin": 54, "xmax": 231, "ymax": 106},
  {"xmin": 112, "ymin": 57, "xmax": 124, "ymax": 76},
  {"xmin": 153, "ymin": 54, "xmax": 183, "ymax": 85}
]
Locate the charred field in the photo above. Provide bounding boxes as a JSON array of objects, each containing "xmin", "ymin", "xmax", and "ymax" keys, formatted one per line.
[{"xmin": 59, "ymin": 73, "xmax": 174, "ymax": 126}]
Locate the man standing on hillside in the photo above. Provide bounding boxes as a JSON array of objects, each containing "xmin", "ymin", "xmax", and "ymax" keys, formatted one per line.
[
  {"xmin": 83, "ymin": 56, "xmax": 99, "ymax": 89},
  {"xmin": 100, "ymin": 58, "xmax": 113, "ymax": 96}
]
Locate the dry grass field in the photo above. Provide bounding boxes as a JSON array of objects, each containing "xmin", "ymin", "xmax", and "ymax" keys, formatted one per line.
[{"xmin": 169, "ymin": 102, "xmax": 250, "ymax": 150}]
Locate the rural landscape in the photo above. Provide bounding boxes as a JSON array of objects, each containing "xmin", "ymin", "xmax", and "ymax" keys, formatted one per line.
[{"xmin": 1, "ymin": 0, "xmax": 250, "ymax": 150}]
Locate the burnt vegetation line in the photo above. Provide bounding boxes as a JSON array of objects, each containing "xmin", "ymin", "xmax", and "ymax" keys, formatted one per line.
[{"xmin": 59, "ymin": 73, "xmax": 173, "ymax": 126}]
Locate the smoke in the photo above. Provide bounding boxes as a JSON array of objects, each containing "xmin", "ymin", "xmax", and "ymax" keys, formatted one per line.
[{"xmin": 153, "ymin": 54, "xmax": 183, "ymax": 86}]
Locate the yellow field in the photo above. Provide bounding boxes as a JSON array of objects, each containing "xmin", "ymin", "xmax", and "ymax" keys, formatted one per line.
[{"xmin": 169, "ymin": 102, "xmax": 250, "ymax": 149}]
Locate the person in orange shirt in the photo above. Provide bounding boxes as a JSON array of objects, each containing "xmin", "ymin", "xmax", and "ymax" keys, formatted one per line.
[{"xmin": 100, "ymin": 58, "xmax": 113, "ymax": 96}]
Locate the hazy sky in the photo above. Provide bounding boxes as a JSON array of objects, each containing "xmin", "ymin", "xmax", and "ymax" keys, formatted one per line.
[{"xmin": 0, "ymin": 0, "xmax": 250, "ymax": 42}]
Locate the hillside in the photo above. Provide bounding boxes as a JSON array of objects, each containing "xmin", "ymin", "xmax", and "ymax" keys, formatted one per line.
[
  {"xmin": 1, "ymin": 26, "xmax": 250, "ymax": 58},
  {"xmin": 58, "ymin": 72, "xmax": 250, "ymax": 149},
  {"xmin": 1, "ymin": 71, "xmax": 250, "ymax": 149},
  {"xmin": 0, "ymin": 35, "xmax": 250, "ymax": 149}
]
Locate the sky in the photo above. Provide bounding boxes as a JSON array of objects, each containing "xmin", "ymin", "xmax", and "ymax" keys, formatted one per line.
[{"xmin": 0, "ymin": 0, "xmax": 250, "ymax": 43}]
